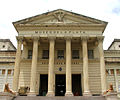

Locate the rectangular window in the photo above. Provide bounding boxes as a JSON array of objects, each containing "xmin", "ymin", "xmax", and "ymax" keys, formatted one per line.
[
  {"xmin": 42, "ymin": 50, "xmax": 49, "ymax": 59},
  {"xmin": 116, "ymin": 69, "xmax": 120, "ymax": 75},
  {"xmin": 88, "ymin": 50, "xmax": 94, "ymax": 59},
  {"xmin": 110, "ymin": 69, "xmax": 114, "ymax": 75},
  {"xmin": 106, "ymin": 69, "xmax": 114, "ymax": 75},
  {"xmin": 57, "ymin": 50, "xmax": 64, "ymax": 59},
  {"xmin": 72, "ymin": 50, "xmax": 79, "ymax": 59},
  {"xmin": 8, "ymin": 69, "xmax": 14, "ymax": 75},
  {"xmin": 2, "ymin": 69, "xmax": 5, "ymax": 75},
  {"xmin": 106, "ymin": 69, "xmax": 109, "ymax": 75},
  {"xmin": 28, "ymin": 50, "xmax": 32, "ymax": 59},
  {"xmin": 8, "ymin": 69, "xmax": 12, "ymax": 75}
]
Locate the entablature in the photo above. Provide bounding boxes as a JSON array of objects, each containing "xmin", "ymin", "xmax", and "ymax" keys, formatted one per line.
[{"xmin": 17, "ymin": 35, "xmax": 103, "ymax": 46}]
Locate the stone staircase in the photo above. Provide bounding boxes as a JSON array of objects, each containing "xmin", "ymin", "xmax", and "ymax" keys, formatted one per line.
[{"xmin": 13, "ymin": 96, "xmax": 106, "ymax": 100}]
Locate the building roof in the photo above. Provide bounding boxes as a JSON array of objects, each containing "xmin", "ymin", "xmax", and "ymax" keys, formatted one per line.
[
  {"xmin": 108, "ymin": 39, "xmax": 120, "ymax": 50},
  {"xmin": 13, "ymin": 9, "xmax": 108, "ymax": 34},
  {"xmin": 0, "ymin": 39, "xmax": 16, "ymax": 51},
  {"xmin": 13, "ymin": 9, "xmax": 108, "ymax": 25}
]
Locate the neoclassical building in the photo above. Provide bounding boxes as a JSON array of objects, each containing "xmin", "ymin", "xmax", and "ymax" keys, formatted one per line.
[{"xmin": 12, "ymin": 9, "xmax": 108, "ymax": 96}]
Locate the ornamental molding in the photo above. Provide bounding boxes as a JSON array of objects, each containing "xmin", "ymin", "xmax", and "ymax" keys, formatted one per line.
[
  {"xmin": 32, "ymin": 36, "xmax": 39, "ymax": 41},
  {"xmin": 16, "ymin": 36, "xmax": 23, "ymax": 43},
  {"xmin": 53, "ymin": 11, "xmax": 65, "ymax": 22},
  {"xmin": 48, "ymin": 36, "xmax": 56, "ymax": 41},
  {"xmin": 97, "ymin": 36, "xmax": 104, "ymax": 42},
  {"xmin": 81, "ymin": 36, "xmax": 89, "ymax": 41}
]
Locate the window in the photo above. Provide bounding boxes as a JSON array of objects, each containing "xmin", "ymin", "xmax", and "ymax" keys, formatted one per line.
[
  {"xmin": 106, "ymin": 69, "xmax": 114, "ymax": 75},
  {"xmin": 110, "ymin": 69, "xmax": 114, "ymax": 75},
  {"xmin": 116, "ymin": 69, "xmax": 120, "ymax": 75},
  {"xmin": 57, "ymin": 50, "xmax": 64, "ymax": 59},
  {"xmin": 2, "ymin": 69, "xmax": 5, "ymax": 74},
  {"xmin": 28, "ymin": 50, "xmax": 32, "ymax": 59},
  {"xmin": 106, "ymin": 69, "xmax": 109, "ymax": 75},
  {"xmin": 72, "ymin": 50, "xmax": 79, "ymax": 59},
  {"xmin": 8, "ymin": 69, "xmax": 14, "ymax": 75},
  {"xmin": 42, "ymin": 50, "xmax": 49, "ymax": 59},
  {"xmin": 0, "ymin": 69, "xmax": 5, "ymax": 75},
  {"xmin": 8, "ymin": 69, "xmax": 12, "ymax": 75},
  {"xmin": 88, "ymin": 50, "xmax": 94, "ymax": 59}
]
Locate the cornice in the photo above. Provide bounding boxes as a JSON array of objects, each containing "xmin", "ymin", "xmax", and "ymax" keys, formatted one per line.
[
  {"xmin": 16, "ymin": 26, "xmax": 104, "ymax": 32},
  {"xmin": 15, "ymin": 23, "xmax": 106, "ymax": 27}
]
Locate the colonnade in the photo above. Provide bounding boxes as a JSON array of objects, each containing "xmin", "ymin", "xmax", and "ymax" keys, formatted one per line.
[{"xmin": 12, "ymin": 36, "xmax": 107, "ymax": 96}]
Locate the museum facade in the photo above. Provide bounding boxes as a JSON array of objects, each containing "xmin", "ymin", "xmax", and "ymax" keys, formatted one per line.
[{"xmin": 12, "ymin": 9, "xmax": 108, "ymax": 96}]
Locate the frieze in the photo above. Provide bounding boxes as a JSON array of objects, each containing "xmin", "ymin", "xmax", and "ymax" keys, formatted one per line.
[{"xmin": 19, "ymin": 30, "xmax": 102, "ymax": 37}]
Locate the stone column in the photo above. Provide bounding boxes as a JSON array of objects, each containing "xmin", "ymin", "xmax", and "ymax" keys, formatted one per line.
[
  {"xmin": 82, "ymin": 36, "xmax": 91, "ymax": 96},
  {"xmin": 47, "ymin": 37, "xmax": 55, "ymax": 96},
  {"xmin": 114, "ymin": 69, "xmax": 118, "ymax": 92},
  {"xmin": 97, "ymin": 36, "xmax": 107, "ymax": 94},
  {"xmin": 65, "ymin": 37, "xmax": 73, "ymax": 96},
  {"xmin": 29, "ymin": 37, "xmax": 39, "ymax": 95},
  {"xmin": 12, "ymin": 36, "xmax": 23, "ymax": 92}
]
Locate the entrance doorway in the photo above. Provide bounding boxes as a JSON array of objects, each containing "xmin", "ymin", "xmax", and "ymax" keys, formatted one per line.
[
  {"xmin": 55, "ymin": 74, "xmax": 66, "ymax": 96},
  {"xmin": 72, "ymin": 74, "xmax": 82, "ymax": 96},
  {"xmin": 39, "ymin": 74, "xmax": 48, "ymax": 96}
]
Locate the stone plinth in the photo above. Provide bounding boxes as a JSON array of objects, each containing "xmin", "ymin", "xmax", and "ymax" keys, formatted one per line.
[
  {"xmin": 105, "ymin": 92, "xmax": 118, "ymax": 100},
  {"xmin": 0, "ymin": 92, "xmax": 15, "ymax": 100}
]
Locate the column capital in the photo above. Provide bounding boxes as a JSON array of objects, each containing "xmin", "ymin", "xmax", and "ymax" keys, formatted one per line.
[
  {"xmin": 97, "ymin": 36, "xmax": 104, "ymax": 42},
  {"xmin": 16, "ymin": 36, "xmax": 23, "ymax": 42},
  {"xmin": 48, "ymin": 36, "xmax": 56, "ymax": 41},
  {"xmin": 32, "ymin": 36, "xmax": 39, "ymax": 41},
  {"xmin": 64, "ymin": 36, "xmax": 72, "ymax": 41},
  {"xmin": 81, "ymin": 36, "xmax": 89, "ymax": 41}
]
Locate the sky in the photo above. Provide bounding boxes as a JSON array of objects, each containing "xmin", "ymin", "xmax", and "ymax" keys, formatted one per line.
[{"xmin": 0, "ymin": 0, "xmax": 120, "ymax": 50}]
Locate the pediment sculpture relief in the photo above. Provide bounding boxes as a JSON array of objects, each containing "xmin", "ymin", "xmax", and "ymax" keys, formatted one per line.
[{"xmin": 53, "ymin": 12, "xmax": 65, "ymax": 22}]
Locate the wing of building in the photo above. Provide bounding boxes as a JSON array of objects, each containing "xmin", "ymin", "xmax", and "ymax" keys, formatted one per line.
[
  {"xmin": 104, "ymin": 39, "xmax": 120, "ymax": 94},
  {"xmin": 0, "ymin": 39, "xmax": 16, "ymax": 92},
  {"xmin": 0, "ymin": 9, "xmax": 120, "ymax": 98}
]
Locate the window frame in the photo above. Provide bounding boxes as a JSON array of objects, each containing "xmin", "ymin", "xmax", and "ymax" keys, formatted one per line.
[
  {"xmin": 28, "ymin": 50, "xmax": 32, "ymax": 59},
  {"xmin": 72, "ymin": 50, "xmax": 79, "ymax": 59},
  {"xmin": 57, "ymin": 50, "xmax": 64, "ymax": 59},
  {"xmin": 106, "ymin": 69, "xmax": 114, "ymax": 75},
  {"xmin": 88, "ymin": 50, "xmax": 94, "ymax": 59},
  {"xmin": 42, "ymin": 50, "xmax": 49, "ymax": 59}
]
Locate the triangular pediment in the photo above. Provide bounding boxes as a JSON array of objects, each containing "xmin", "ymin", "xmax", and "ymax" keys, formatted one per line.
[{"xmin": 13, "ymin": 9, "xmax": 107, "ymax": 25}]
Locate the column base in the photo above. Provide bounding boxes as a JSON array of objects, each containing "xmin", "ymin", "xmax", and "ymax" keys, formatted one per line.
[
  {"xmin": 27, "ymin": 92, "xmax": 37, "ymax": 96},
  {"xmin": 46, "ymin": 91, "xmax": 55, "ymax": 96},
  {"xmin": 0, "ymin": 92, "xmax": 15, "ymax": 100},
  {"xmin": 12, "ymin": 91, "xmax": 18, "ymax": 96},
  {"xmin": 105, "ymin": 91, "xmax": 118, "ymax": 100},
  {"xmin": 65, "ymin": 91, "xmax": 73, "ymax": 96},
  {"xmin": 83, "ymin": 91, "xmax": 92, "ymax": 96}
]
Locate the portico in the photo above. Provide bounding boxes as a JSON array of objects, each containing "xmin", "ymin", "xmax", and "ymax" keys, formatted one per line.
[
  {"xmin": 13, "ymin": 35, "xmax": 106, "ymax": 96},
  {"xmin": 12, "ymin": 9, "xmax": 107, "ymax": 96}
]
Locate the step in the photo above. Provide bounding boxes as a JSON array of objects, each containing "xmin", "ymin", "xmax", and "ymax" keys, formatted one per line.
[{"xmin": 14, "ymin": 96, "xmax": 106, "ymax": 100}]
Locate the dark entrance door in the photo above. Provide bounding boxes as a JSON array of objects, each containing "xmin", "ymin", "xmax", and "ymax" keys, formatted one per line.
[
  {"xmin": 55, "ymin": 74, "xmax": 66, "ymax": 96},
  {"xmin": 39, "ymin": 74, "xmax": 48, "ymax": 96},
  {"xmin": 72, "ymin": 74, "xmax": 82, "ymax": 96}
]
